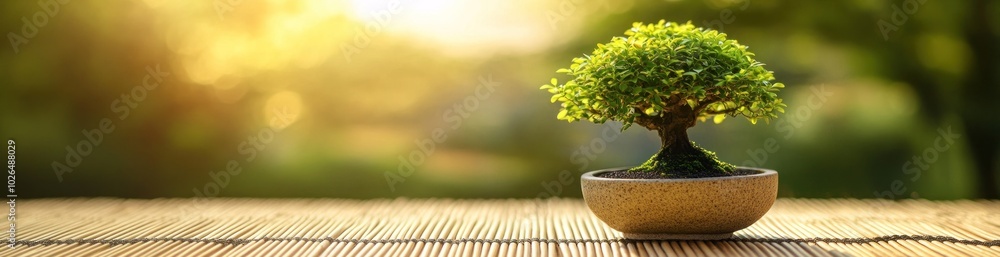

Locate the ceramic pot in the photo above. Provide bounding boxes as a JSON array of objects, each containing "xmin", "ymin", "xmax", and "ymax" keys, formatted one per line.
[{"xmin": 581, "ymin": 167, "xmax": 778, "ymax": 240}]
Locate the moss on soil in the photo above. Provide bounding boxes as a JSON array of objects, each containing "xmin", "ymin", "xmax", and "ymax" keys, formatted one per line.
[{"xmin": 625, "ymin": 143, "xmax": 738, "ymax": 178}]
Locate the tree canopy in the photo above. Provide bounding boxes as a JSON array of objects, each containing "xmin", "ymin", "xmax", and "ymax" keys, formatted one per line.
[{"xmin": 541, "ymin": 20, "xmax": 785, "ymax": 131}]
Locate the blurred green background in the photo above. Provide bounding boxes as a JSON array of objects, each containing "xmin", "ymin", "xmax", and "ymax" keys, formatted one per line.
[{"xmin": 2, "ymin": 0, "xmax": 998, "ymax": 199}]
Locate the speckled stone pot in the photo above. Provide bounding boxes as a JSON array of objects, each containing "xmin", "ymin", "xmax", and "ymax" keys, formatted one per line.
[{"xmin": 581, "ymin": 167, "xmax": 777, "ymax": 240}]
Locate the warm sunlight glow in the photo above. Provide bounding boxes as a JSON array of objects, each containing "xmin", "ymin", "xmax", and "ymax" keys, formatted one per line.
[
  {"xmin": 265, "ymin": 91, "xmax": 304, "ymax": 130},
  {"xmin": 152, "ymin": 1, "xmax": 352, "ymax": 86},
  {"xmin": 145, "ymin": 0, "xmax": 570, "ymax": 88},
  {"xmin": 349, "ymin": 0, "xmax": 553, "ymax": 56}
]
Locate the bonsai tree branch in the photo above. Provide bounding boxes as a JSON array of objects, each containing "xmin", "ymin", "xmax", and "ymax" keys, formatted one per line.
[{"xmin": 704, "ymin": 107, "xmax": 740, "ymax": 115}]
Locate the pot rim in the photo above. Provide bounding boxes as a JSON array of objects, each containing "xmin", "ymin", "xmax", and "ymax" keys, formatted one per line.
[{"xmin": 582, "ymin": 166, "xmax": 777, "ymax": 183}]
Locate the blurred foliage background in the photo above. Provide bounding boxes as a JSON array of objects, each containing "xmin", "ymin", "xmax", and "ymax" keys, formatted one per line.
[{"xmin": 2, "ymin": 0, "xmax": 998, "ymax": 199}]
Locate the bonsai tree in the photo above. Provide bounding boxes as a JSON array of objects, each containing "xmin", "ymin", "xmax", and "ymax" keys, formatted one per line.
[{"xmin": 541, "ymin": 20, "xmax": 785, "ymax": 178}]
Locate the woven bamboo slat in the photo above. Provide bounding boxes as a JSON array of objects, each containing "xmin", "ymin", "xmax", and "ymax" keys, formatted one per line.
[{"xmin": 2, "ymin": 198, "xmax": 998, "ymax": 256}]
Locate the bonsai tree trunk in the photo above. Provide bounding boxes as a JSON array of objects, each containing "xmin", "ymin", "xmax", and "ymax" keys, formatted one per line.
[
  {"xmin": 657, "ymin": 120, "xmax": 696, "ymax": 155},
  {"xmin": 632, "ymin": 106, "xmax": 736, "ymax": 177}
]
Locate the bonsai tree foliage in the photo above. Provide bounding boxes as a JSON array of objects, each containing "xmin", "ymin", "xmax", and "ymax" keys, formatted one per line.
[{"xmin": 541, "ymin": 20, "xmax": 785, "ymax": 178}]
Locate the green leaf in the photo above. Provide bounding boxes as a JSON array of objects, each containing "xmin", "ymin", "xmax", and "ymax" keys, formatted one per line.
[
  {"xmin": 557, "ymin": 109, "xmax": 568, "ymax": 119},
  {"xmin": 713, "ymin": 114, "xmax": 725, "ymax": 124},
  {"xmin": 550, "ymin": 94, "xmax": 562, "ymax": 103},
  {"xmin": 686, "ymin": 99, "xmax": 698, "ymax": 107},
  {"xmin": 643, "ymin": 107, "xmax": 656, "ymax": 115},
  {"xmin": 550, "ymin": 78, "xmax": 558, "ymax": 86}
]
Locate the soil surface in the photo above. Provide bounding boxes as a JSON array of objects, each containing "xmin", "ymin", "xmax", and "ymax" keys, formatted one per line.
[{"xmin": 597, "ymin": 168, "xmax": 758, "ymax": 179}]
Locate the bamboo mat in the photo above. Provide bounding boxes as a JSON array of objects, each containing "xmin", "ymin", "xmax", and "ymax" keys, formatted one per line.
[{"xmin": 3, "ymin": 198, "xmax": 999, "ymax": 257}]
